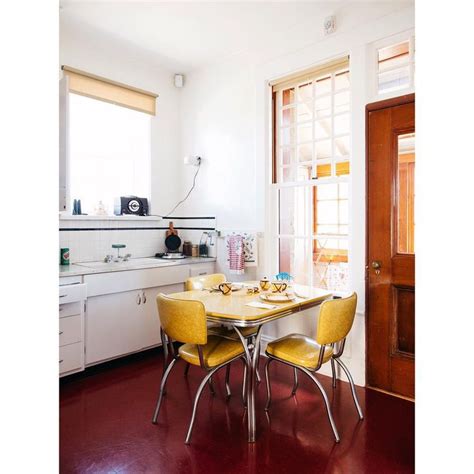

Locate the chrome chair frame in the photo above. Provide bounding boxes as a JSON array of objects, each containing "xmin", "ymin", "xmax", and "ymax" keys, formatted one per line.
[
  {"xmin": 264, "ymin": 337, "xmax": 363, "ymax": 443},
  {"xmin": 183, "ymin": 327, "xmax": 261, "ymax": 385},
  {"xmin": 152, "ymin": 327, "xmax": 249, "ymax": 444}
]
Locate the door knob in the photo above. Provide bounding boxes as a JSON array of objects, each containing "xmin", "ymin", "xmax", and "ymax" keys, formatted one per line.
[{"xmin": 371, "ymin": 261, "xmax": 382, "ymax": 274}]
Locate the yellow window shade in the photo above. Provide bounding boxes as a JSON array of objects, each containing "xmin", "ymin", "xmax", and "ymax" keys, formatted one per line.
[
  {"xmin": 270, "ymin": 56, "xmax": 349, "ymax": 93},
  {"xmin": 62, "ymin": 66, "xmax": 158, "ymax": 115}
]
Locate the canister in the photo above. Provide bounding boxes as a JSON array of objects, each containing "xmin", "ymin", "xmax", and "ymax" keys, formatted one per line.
[
  {"xmin": 183, "ymin": 241, "xmax": 192, "ymax": 256},
  {"xmin": 191, "ymin": 244, "xmax": 199, "ymax": 257},
  {"xmin": 60, "ymin": 248, "xmax": 70, "ymax": 265}
]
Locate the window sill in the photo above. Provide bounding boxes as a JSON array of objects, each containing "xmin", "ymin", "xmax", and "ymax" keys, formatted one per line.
[{"xmin": 59, "ymin": 213, "xmax": 164, "ymax": 222}]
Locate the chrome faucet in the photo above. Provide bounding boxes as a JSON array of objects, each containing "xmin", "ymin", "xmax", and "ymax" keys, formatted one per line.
[{"xmin": 123, "ymin": 253, "xmax": 132, "ymax": 261}]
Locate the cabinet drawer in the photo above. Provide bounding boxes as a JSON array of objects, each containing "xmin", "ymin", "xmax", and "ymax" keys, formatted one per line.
[
  {"xmin": 85, "ymin": 265, "xmax": 189, "ymax": 297},
  {"xmin": 59, "ymin": 342, "xmax": 83, "ymax": 374},
  {"xmin": 59, "ymin": 301, "xmax": 81, "ymax": 318},
  {"xmin": 59, "ymin": 315, "xmax": 82, "ymax": 346},
  {"xmin": 189, "ymin": 263, "xmax": 216, "ymax": 277},
  {"xmin": 59, "ymin": 283, "xmax": 87, "ymax": 304}
]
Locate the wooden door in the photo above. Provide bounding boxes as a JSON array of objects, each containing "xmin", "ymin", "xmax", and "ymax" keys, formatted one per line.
[{"xmin": 366, "ymin": 94, "xmax": 415, "ymax": 399}]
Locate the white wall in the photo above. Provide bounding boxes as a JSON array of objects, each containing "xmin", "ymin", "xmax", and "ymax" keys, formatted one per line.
[
  {"xmin": 178, "ymin": 2, "xmax": 415, "ymax": 385},
  {"xmin": 59, "ymin": 19, "xmax": 182, "ymax": 217}
]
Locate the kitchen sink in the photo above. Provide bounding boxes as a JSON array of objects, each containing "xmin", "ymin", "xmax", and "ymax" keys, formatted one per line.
[{"xmin": 76, "ymin": 257, "xmax": 174, "ymax": 270}]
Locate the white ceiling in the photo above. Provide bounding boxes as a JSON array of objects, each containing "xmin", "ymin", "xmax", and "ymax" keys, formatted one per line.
[{"xmin": 60, "ymin": 1, "xmax": 350, "ymax": 73}]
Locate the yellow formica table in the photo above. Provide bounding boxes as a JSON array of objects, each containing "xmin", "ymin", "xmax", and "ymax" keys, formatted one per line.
[{"xmin": 168, "ymin": 282, "xmax": 332, "ymax": 442}]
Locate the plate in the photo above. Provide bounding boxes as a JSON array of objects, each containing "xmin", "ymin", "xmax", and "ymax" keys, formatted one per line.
[{"xmin": 260, "ymin": 293, "xmax": 296, "ymax": 303}]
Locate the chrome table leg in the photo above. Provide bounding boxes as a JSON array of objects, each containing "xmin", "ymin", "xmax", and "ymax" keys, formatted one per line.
[
  {"xmin": 291, "ymin": 367, "xmax": 299, "ymax": 395},
  {"xmin": 264, "ymin": 357, "xmax": 273, "ymax": 410},
  {"xmin": 247, "ymin": 325, "xmax": 263, "ymax": 442},
  {"xmin": 241, "ymin": 357, "xmax": 248, "ymax": 407}
]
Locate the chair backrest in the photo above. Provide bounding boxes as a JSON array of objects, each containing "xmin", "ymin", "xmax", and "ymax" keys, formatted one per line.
[
  {"xmin": 185, "ymin": 273, "xmax": 226, "ymax": 291},
  {"xmin": 156, "ymin": 294, "xmax": 207, "ymax": 345},
  {"xmin": 316, "ymin": 293, "xmax": 357, "ymax": 346}
]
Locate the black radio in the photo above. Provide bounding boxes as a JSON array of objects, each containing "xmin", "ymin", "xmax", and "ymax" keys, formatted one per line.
[{"xmin": 114, "ymin": 196, "xmax": 149, "ymax": 216}]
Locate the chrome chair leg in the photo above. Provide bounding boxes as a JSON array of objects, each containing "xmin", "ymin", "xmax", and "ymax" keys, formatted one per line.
[
  {"xmin": 184, "ymin": 362, "xmax": 190, "ymax": 377},
  {"xmin": 300, "ymin": 367, "xmax": 340, "ymax": 443},
  {"xmin": 335, "ymin": 358, "xmax": 364, "ymax": 420},
  {"xmin": 241, "ymin": 357, "xmax": 248, "ymax": 407},
  {"xmin": 152, "ymin": 357, "xmax": 178, "ymax": 424},
  {"xmin": 264, "ymin": 358, "xmax": 273, "ymax": 411},
  {"xmin": 185, "ymin": 366, "xmax": 220, "ymax": 444},
  {"xmin": 330, "ymin": 358, "xmax": 337, "ymax": 388},
  {"xmin": 208, "ymin": 376, "xmax": 216, "ymax": 395},
  {"xmin": 225, "ymin": 364, "xmax": 232, "ymax": 398},
  {"xmin": 291, "ymin": 367, "xmax": 299, "ymax": 395}
]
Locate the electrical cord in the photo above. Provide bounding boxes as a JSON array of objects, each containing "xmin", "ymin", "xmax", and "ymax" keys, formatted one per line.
[{"xmin": 151, "ymin": 160, "xmax": 201, "ymax": 219}]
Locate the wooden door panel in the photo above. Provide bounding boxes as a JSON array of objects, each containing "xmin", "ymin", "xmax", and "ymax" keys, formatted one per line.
[
  {"xmin": 367, "ymin": 94, "xmax": 415, "ymax": 399},
  {"xmin": 393, "ymin": 286, "xmax": 415, "ymax": 355}
]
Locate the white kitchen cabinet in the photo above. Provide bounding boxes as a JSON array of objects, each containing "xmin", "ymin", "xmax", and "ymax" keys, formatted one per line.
[
  {"xmin": 59, "ymin": 281, "xmax": 86, "ymax": 377},
  {"xmin": 83, "ymin": 262, "xmax": 215, "ymax": 366},
  {"xmin": 140, "ymin": 283, "xmax": 184, "ymax": 349},
  {"xmin": 85, "ymin": 282, "xmax": 186, "ymax": 365},
  {"xmin": 85, "ymin": 289, "xmax": 144, "ymax": 365}
]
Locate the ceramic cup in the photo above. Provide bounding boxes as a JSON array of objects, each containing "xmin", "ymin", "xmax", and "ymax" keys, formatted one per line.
[
  {"xmin": 218, "ymin": 282, "xmax": 233, "ymax": 295},
  {"xmin": 271, "ymin": 281, "xmax": 288, "ymax": 293},
  {"xmin": 259, "ymin": 278, "xmax": 271, "ymax": 291}
]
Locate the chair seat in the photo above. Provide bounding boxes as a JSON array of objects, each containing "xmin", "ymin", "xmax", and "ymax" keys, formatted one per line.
[
  {"xmin": 266, "ymin": 334, "xmax": 333, "ymax": 369},
  {"xmin": 179, "ymin": 335, "xmax": 245, "ymax": 368},
  {"xmin": 208, "ymin": 326, "xmax": 257, "ymax": 339}
]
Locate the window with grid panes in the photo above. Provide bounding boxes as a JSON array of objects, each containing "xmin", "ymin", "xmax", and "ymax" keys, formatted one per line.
[{"xmin": 272, "ymin": 57, "xmax": 350, "ymax": 292}]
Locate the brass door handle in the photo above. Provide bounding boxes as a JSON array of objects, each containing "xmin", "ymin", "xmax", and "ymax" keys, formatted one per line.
[{"xmin": 371, "ymin": 261, "xmax": 382, "ymax": 269}]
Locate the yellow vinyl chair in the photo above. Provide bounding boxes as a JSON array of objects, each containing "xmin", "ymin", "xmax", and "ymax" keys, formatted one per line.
[
  {"xmin": 264, "ymin": 293, "xmax": 363, "ymax": 443},
  {"xmin": 184, "ymin": 274, "xmax": 260, "ymax": 395},
  {"xmin": 152, "ymin": 294, "xmax": 247, "ymax": 444}
]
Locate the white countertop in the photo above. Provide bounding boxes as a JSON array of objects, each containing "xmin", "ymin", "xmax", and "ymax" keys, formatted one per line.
[{"xmin": 59, "ymin": 256, "xmax": 217, "ymax": 277}]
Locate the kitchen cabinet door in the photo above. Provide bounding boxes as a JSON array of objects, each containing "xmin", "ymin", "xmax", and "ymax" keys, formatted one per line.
[
  {"xmin": 85, "ymin": 290, "xmax": 143, "ymax": 365},
  {"xmin": 139, "ymin": 283, "xmax": 184, "ymax": 349}
]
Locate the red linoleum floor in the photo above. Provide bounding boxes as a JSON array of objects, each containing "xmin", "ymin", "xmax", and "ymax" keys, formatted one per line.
[{"xmin": 60, "ymin": 349, "xmax": 414, "ymax": 474}]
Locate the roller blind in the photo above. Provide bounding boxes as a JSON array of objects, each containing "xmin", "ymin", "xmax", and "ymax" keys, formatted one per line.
[
  {"xmin": 270, "ymin": 56, "xmax": 349, "ymax": 93},
  {"xmin": 62, "ymin": 66, "xmax": 158, "ymax": 115}
]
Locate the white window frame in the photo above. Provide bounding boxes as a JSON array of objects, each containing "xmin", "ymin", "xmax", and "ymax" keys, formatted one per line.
[
  {"xmin": 368, "ymin": 29, "xmax": 415, "ymax": 102},
  {"xmin": 270, "ymin": 59, "xmax": 352, "ymax": 292}
]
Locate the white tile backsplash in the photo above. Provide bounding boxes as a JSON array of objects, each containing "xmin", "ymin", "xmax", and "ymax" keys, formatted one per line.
[{"xmin": 59, "ymin": 217, "xmax": 216, "ymax": 263}]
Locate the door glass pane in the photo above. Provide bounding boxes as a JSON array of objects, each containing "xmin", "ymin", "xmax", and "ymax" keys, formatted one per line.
[{"xmin": 397, "ymin": 132, "xmax": 415, "ymax": 253}]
